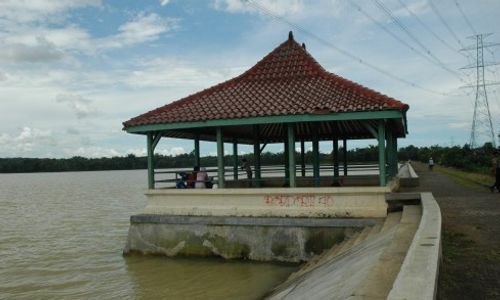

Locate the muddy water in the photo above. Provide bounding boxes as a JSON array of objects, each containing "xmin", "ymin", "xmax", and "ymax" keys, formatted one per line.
[{"xmin": 0, "ymin": 170, "xmax": 296, "ymax": 299}]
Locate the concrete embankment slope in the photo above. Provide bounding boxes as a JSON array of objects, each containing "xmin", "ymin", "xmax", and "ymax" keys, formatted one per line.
[
  {"xmin": 124, "ymin": 185, "xmax": 391, "ymax": 262},
  {"xmin": 266, "ymin": 192, "xmax": 441, "ymax": 300}
]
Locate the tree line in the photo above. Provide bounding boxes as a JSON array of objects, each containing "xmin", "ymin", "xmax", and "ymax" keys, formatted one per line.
[
  {"xmin": 398, "ymin": 143, "xmax": 498, "ymax": 173},
  {"xmin": 0, "ymin": 143, "xmax": 496, "ymax": 173},
  {"xmin": 0, "ymin": 147, "xmax": 379, "ymax": 173}
]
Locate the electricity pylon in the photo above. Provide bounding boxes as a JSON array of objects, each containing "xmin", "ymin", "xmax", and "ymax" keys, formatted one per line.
[{"xmin": 461, "ymin": 33, "xmax": 499, "ymax": 148}]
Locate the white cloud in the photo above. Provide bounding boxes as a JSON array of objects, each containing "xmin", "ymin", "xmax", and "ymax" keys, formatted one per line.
[
  {"xmin": 97, "ymin": 13, "xmax": 177, "ymax": 50},
  {"xmin": 0, "ymin": 127, "xmax": 55, "ymax": 154},
  {"xmin": 0, "ymin": 133, "xmax": 10, "ymax": 145},
  {"xmin": 66, "ymin": 128, "xmax": 80, "ymax": 135},
  {"xmin": 448, "ymin": 122, "xmax": 471, "ymax": 129},
  {"xmin": 0, "ymin": 11, "xmax": 177, "ymax": 62},
  {"xmin": 0, "ymin": 36, "xmax": 64, "ymax": 63},
  {"xmin": 160, "ymin": 0, "xmax": 171, "ymax": 6},
  {"xmin": 213, "ymin": 0, "xmax": 304, "ymax": 15},
  {"xmin": 0, "ymin": 70, "xmax": 7, "ymax": 81},
  {"xmin": 127, "ymin": 146, "xmax": 186, "ymax": 157},
  {"xmin": 121, "ymin": 57, "xmax": 242, "ymax": 88},
  {"xmin": 68, "ymin": 146, "xmax": 120, "ymax": 158},
  {"xmin": 157, "ymin": 147, "xmax": 187, "ymax": 156},
  {"xmin": 56, "ymin": 93, "xmax": 97, "ymax": 119},
  {"xmin": 0, "ymin": 0, "xmax": 102, "ymax": 23},
  {"xmin": 127, "ymin": 148, "xmax": 147, "ymax": 157}
]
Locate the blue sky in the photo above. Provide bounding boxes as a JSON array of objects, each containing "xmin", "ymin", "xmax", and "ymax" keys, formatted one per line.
[{"xmin": 1, "ymin": 0, "xmax": 499, "ymax": 158}]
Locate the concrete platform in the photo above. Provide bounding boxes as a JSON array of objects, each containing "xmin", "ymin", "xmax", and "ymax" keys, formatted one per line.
[{"xmin": 143, "ymin": 185, "xmax": 394, "ymax": 219}]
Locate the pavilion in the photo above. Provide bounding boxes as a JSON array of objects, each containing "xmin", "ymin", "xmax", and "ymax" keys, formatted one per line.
[{"xmin": 123, "ymin": 32, "xmax": 409, "ymax": 189}]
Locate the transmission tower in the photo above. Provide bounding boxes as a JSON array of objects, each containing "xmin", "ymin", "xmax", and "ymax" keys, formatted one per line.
[{"xmin": 461, "ymin": 33, "xmax": 500, "ymax": 148}]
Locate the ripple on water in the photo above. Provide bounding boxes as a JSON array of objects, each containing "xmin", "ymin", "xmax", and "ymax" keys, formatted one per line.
[{"xmin": 0, "ymin": 170, "xmax": 297, "ymax": 299}]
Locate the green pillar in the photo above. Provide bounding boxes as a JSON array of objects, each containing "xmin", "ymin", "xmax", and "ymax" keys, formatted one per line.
[
  {"xmin": 333, "ymin": 138, "xmax": 339, "ymax": 183},
  {"xmin": 147, "ymin": 133, "xmax": 155, "ymax": 189},
  {"xmin": 312, "ymin": 131, "xmax": 320, "ymax": 187},
  {"xmin": 287, "ymin": 124, "xmax": 296, "ymax": 187},
  {"xmin": 194, "ymin": 136, "xmax": 200, "ymax": 167},
  {"xmin": 386, "ymin": 130, "xmax": 395, "ymax": 178},
  {"xmin": 343, "ymin": 139, "xmax": 348, "ymax": 176},
  {"xmin": 284, "ymin": 135, "xmax": 289, "ymax": 183},
  {"xmin": 233, "ymin": 140, "xmax": 238, "ymax": 181},
  {"xmin": 394, "ymin": 136, "xmax": 399, "ymax": 174},
  {"xmin": 253, "ymin": 125, "xmax": 261, "ymax": 187},
  {"xmin": 216, "ymin": 127, "xmax": 225, "ymax": 188},
  {"xmin": 378, "ymin": 120, "xmax": 386, "ymax": 186},
  {"xmin": 300, "ymin": 139, "xmax": 306, "ymax": 177},
  {"xmin": 392, "ymin": 134, "xmax": 399, "ymax": 176}
]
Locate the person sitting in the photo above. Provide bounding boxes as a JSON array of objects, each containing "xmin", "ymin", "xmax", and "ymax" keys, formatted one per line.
[
  {"xmin": 186, "ymin": 166, "xmax": 199, "ymax": 188},
  {"xmin": 195, "ymin": 167, "xmax": 209, "ymax": 188},
  {"xmin": 240, "ymin": 158, "xmax": 253, "ymax": 187},
  {"xmin": 176, "ymin": 172, "xmax": 187, "ymax": 189}
]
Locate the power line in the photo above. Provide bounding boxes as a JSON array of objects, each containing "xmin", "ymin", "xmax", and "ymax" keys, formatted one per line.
[
  {"xmin": 428, "ymin": 0, "xmax": 467, "ymax": 49},
  {"xmin": 454, "ymin": 0, "xmax": 477, "ymax": 36},
  {"xmin": 244, "ymin": 0, "xmax": 463, "ymax": 97},
  {"xmin": 351, "ymin": 1, "xmax": 461, "ymax": 75},
  {"xmin": 372, "ymin": 0, "xmax": 465, "ymax": 82},
  {"xmin": 396, "ymin": 0, "xmax": 467, "ymax": 58}
]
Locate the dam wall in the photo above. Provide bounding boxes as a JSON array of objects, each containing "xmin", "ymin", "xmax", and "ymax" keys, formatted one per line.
[
  {"xmin": 124, "ymin": 215, "xmax": 380, "ymax": 262},
  {"xmin": 124, "ymin": 185, "xmax": 394, "ymax": 261},
  {"xmin": 142, "ymin": 186, "xmax": 391, "ymax": 218}
]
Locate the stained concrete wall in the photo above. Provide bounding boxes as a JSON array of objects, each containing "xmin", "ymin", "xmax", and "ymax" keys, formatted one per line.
[
  {"xmin": 124, "ymin": 215, "xmax": 380, "ymax": 262},
  {"xmin": 143, "ymin": 186, "xmax": 391, "ymax": 218}
]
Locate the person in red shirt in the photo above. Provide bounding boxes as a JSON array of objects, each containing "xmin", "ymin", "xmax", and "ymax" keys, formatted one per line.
[{"xmin": 187, "ymin": 166, "xmax": 199, "ymax": 188}]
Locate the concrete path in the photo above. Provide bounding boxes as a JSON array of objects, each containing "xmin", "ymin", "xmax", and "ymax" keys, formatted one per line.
[{"xmin": 399, "ymin": 162, "xmax": 500, "ymax": 300}]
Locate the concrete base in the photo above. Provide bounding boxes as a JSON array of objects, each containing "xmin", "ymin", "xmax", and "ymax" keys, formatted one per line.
[
  {"xmin": 124, "ymin": 215, "xmax": 381, "ymax": 262},
  {"xmin": 144, "ymin": 186, "xmax": 393, "ymax": 219}
]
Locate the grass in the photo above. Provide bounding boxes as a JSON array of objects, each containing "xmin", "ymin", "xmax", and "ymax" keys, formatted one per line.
[
  {"xmin": 441, "ymin": 230, "xmax": 475, "ymax": 263},
  {"xmin": 434, "ymin": 165, "xmax": 495, "ymax": 190},
  {"xmin": 438, "ymin": 229, "xmax": 479, "ymax": 297}
]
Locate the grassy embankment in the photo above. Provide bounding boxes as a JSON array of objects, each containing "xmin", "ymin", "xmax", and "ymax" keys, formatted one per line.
[
  {"xmin": 434, "ymin": 164, "xmax": 495, "ymax": 190},
  {"xmin": 434, "ymin": 164, "xmax": 500, "ymax": 299}
]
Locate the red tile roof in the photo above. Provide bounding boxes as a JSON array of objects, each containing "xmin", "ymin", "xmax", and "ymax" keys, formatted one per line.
[{"xmin": 123, "ymin": 32, "xmax": 408, "ymax": 128}]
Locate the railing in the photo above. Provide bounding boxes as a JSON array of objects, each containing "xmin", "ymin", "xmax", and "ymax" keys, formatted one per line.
[{"xmin": 152, "ymin": 163, "xmax": 384, "ymax": 188}]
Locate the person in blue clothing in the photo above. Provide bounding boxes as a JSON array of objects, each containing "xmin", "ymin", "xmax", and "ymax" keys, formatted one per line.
[{"xmin": 176, "ymin": 172, "xmax": 187, "ymax": 189}]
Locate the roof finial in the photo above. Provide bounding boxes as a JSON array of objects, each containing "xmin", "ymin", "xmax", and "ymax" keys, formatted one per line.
[
  {"xmin": 288, "ymin": 31, "xmax": 294, "ymax": 41},
  {"xmin": 302, "ymin": 43, "xmax": 306, "ymax": 50}
]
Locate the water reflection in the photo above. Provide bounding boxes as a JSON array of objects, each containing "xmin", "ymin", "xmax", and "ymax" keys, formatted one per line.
[{"xmin": 125, "ymin": 256, "xmax": 297, "ymax": 300}]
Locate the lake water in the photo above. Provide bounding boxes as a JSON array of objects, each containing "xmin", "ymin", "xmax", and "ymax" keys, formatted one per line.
[{"xmin": 0, "ymin": 170, "xmax": 296, "ymax": 299}]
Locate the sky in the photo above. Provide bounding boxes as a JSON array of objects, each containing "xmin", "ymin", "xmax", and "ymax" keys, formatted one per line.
[{"xmin": 1, "ymin": 0, "xmax": 500, "ymax": 158}]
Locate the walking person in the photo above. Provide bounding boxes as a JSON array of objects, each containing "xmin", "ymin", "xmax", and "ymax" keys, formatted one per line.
[
  {"xmin": 428, "ymin": 157, "xmax": 434, "ymax": 171},
  {"xmin": 490, "ymin": 151, "xmax": 500, "ymax": 193}
]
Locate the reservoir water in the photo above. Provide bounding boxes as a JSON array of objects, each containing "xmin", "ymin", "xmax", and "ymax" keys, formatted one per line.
[{"xmin": 0, "ymin": 170, "xmax": 296, "ymax": 299}]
